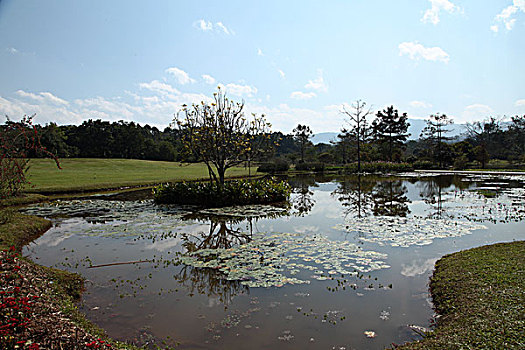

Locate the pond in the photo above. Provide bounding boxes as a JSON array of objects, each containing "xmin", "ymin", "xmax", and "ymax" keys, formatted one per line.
[{"xmin": 22, "ymin": 174, "xmax": 525, "ymax": 349}]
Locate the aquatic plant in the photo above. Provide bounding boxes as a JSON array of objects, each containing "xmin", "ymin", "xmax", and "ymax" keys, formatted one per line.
[{"xmin": 153, "ymin": 177, "xmax": 291, "ymax": 207}]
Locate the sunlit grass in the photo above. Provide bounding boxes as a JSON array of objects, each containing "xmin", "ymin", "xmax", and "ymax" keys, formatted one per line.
[{"xmin": 26, "ymin": 158, "xmax": 258, "ymax": 193}]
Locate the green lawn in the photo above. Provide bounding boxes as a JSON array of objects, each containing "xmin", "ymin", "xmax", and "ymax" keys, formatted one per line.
[
  {"xmin": 397, "ymin": 241, "xmax": 524, "ymax": 349},
  {"xmin": 26, "ymin": 158, "xmax": 259, "ymax": 193}
]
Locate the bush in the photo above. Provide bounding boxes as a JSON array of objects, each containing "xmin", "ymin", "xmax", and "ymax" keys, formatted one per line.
[
  {"xmin": 294, "ymin": 162, "xmax": 325, "ymax": 172},
  {"xmin": 453, "ymin": 155, "xmax": 469, "ymax": 170},
  {"xmin": 257, "ymin": 160, "xmax": 290, "ymax": 173},
  {"xmin": 412, "ymin": 160, "xmax": 434, "ymax": 170},
  {"xmin": 153, "ymin": 177, "xmax": 291, "ymax": 207},
  {"xmin": 344, "ymin": 161, "xmax": 413, "ymax": 174}
]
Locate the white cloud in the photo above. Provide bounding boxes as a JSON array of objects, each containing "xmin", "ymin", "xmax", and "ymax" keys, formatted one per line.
[
  {"xmin": 16, "ymin": 90, "xmax": 68, "ymax": 105},
  {"xmin": 201, "ymin": 74, "xmax": 216, "ymax": 85},
  {"xmin": 461, "ymin": 104, "xmax": 494, "ymax": 123},
  {"xmin": 422, "ymin": 0, "xmax": 461, "ymax": 25},
  {"xmin": 410, "ymin": 100, "xmax": 433, "ymax": 108},
  {"xmin": 193, "ymin": 19, "xmax": 234, "ymax": 35},
  {"xmin": 305, "ymin": 69, "xmax": 328, "ymax": 92},
  {"xmin": 515, "ymin": 99, "xmax": 525, "ymax": 107},
  {"xmin": 215, "ymin": 22, "xmax": 231, "ymax": 35},
  {"xmin": 139, "ymin": 80, "xmax": 179, "ymax": 97},
  {"xmin": 194, "ymin": 19, "xmax": 212, "ymax": 31},
  {"xmin": 290, "ymin": 91, "xmax": 316, "ymax": 100},
  {"xmin": 398, "ymin": 41, "xmax": 450, "ymax": 63},
  {"xmin": 6, "ymin": 47, "xmax": 19, "ymax": 54},
  {"xmin": 223, "ymin": 83, "xmax": 257, "ymax": 97},
  {"xmin": 246, "ymin": 102, "xmax": 346, "ymax": 133},
  {"xmin": 278, "ymin": 69, "xmax": 285, "ymax": 79},
  {"xmin": 492, "ymin": 1, "xmax": 525, "ymax": 32},
  {"xmin": 165, "ymin": 67, "xmax": 195, "ymax": 85},
  {"xmin": 257, "ymin": 48, "xmax": 264, "ymax": 56}
]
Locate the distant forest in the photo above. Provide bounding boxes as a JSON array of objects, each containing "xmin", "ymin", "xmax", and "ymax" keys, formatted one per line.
[{"xmin": 6, "ymin": 114, "xmax": 525, "ymax": 169}]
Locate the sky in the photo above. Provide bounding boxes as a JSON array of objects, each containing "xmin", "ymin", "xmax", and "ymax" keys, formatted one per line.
[{"xmin": 0, "ymin": 0, "xmax": 524, "ymax": 133}]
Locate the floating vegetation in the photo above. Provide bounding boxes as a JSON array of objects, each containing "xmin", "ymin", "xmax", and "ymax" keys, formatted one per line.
[
  {"xmin": 179, "ymin": 232, "xmax": 389, "ymax": 288},
  {"xmin": 364, "ymin": 330, "xmax": 377, "ymax": 338},
  {"xmin": 198, "ymin": 204, "xmax": 288, "ymax": 219},
  {"xmin": 335, "ymin": 216, "xmax": 486, "ymax": 247}
]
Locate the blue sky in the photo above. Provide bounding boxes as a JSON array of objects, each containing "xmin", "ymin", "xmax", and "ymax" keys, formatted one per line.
[{"xmin": 0, "ymin": 0, "xmax": 524, "ymax": 133}]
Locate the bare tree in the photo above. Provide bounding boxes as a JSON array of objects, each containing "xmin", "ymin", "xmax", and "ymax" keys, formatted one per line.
[
  {"xmin": 292, "ymin": 124, "xmax": 313, "ymax": 163},
  {"xmin": 420, "ymin": 113, "xmax": 454, "ymax": 168},
  {"xmin": 342, "ymin": 100, "xmax": 372, "ymax": 173}
]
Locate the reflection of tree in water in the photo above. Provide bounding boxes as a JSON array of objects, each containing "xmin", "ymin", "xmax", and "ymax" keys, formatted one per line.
[
  {"xmin": 372, "ymin": 180, "xmax": 410, "ymax": 217},
  {"xmin": 332, "ymin": 175, "xmax": 375, "ymax": 218},
  {"xmin": 181, "ymin": 219, "xmax": 253, "ymax": 252},
  {"xmin": 418, "ymin": 175, "xmax": 457, "ymax": 219},
  {"xmin": 173, "ymin": 264, "xmax": 248, "ymax": 305},
  {"xmin": 288, "ymin": 175, "xmax": 318, "ymax": 216}
]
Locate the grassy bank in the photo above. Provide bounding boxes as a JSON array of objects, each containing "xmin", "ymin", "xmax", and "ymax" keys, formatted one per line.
[
  {"xmin": 398, "ymin": 241, "xmax": 525, "ymax": 349},
  {"xmin": 26, "ymin": 158, "xmax": 258, "ymax": 193},
  {"xmin": 0, "ymin": 210, "xmax": 139, "ymax": 349}
]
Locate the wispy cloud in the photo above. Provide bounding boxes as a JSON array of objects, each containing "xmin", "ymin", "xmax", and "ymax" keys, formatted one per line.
[
  {"xmin": 193, "ymin": 19, "xmax": 234, "ymax": 35},
  {"xmin": 515, "ymin": 99, "xmax": 525, "ymax": 107},
  {"xmin": 410, "ymin": 100, "xmax": 433, "ymax": 108},
  {"xmin": 257, "ymin": 48, "xmax": 264, "ymax": 56},
  {"xmin": 6, "ymin": 47, "xmax": 19, "ymax": 54},
  {"xmin": 201, "ymin": 74, "xmax": 216, "ymax": 85},
  {"xmin": 491, "ymin": 1, "xmax": 525, "ymax": 32},
  {"xmin": 165, "ymin": 67, "xmax": 195, "ymax": 85},
  {"xmin": 305, "ymin": 69, "xmax": 328, "ymax": 92},
  {"xmin": 422, "ymin": 0, "xmax": 461, "ymax": 25},
  {"xmin": 278, "ymin": 69, "xmax": 285, "ymax": 79},
  {"xmin": 16, "ymin": 90, "xmax": 69, "ymax": 105},
  {"xmin": 398, "ymin": 41, "xmax": 450, "ymax": 63},
  {"xmin": 220, "ymin": 83, "xmax": 258, "ymax": 97},
  {"xmin": 461, "ymin": 104, "xmax": 494, "ymax": 123},
  {"xmin": 290, "ymin": 91, "xmax": 316, "ymax": 100},
  {"xmin": 139, "ymin": 80, "xmax": 179, "ymax": 96}
]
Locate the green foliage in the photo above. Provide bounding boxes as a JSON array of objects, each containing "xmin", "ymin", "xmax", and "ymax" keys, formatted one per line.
[
  {"xmin": 153, "ymin": 177, "xmax": 291, "ymax": 207},
  {"xmin": 453, "ymin": 155, "xmax": 469, "ymax": 170},
  {"xmin": 292, "ymin": 124, "xmax": 313, "ymax": 163},
  {"xmin": 343, "ymin": 161, "xmax": 412, "ymax": 173},
  {"xmin": 294, "ymin": 162, "xmax": 325, "ymax": 172},
  {"xmin": 371, "ymin": 105, "xmax": 410, "ymax": 162},
  {"xmin": 412, "ymin": 160, "xmax": 435, "ymax": 170},
  {"xmin": 257, "ymin": 160, "xmax": 290, "ymax": 173}
]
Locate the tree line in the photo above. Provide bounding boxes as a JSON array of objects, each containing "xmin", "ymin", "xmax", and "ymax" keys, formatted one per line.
[{"xmin": 2, "ymin": 102, "xmax": 525, "ymax": 170}]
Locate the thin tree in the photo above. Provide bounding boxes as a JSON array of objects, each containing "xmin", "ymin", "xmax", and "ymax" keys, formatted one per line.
[
  {"xmin": 292, "ymin": 124, "xmax": 313, "ymax": 163},
  {"xmin": 465, "ymin": 117, "xmax": 503, "ymax": 168},
  {"xmin": 420, "ymin": 113, "xmax": 454, "ymax": 168},
  {"xmin": 342, "ymin": 100, "xmax": 372, "ymax": 173},
  {"xmin": 175, "ymin": 87, "xmax": 272, "ymax": 187},
  {"xmin": 371, "ymin": 106, "xmax": 410, "ymax": 162}
]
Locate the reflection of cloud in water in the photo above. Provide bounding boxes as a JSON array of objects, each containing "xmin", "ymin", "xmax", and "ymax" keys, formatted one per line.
[
  {"xmin": 293, "ymin": 225, "xmax": 319, "ymax": 234},
  {"xmin": 145, "ymin": 237, "xmax": 182, "ymax": 252},
  {"xmin": 401, "ymin": 258, "xmax": 438, "ymax": 277},
  {"xmin": 34, "ymin": 218, "xmax": 84, "ymax": 246},
  {"xmin": 311, "ymin": 192, "xmax": 343, "ymax": 219}
]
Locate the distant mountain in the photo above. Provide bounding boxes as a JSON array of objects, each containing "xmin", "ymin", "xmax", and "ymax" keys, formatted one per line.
[{"xmin": 311, "ymin": 119, "xmax": 468, "ymax": 144}]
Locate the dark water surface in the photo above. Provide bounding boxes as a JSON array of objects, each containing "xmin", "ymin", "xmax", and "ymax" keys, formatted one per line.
[{"xmin": 22, "ymin": 174, "xmax": 525, "ymax": 349}]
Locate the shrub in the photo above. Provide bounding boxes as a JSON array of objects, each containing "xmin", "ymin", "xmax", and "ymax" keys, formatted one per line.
[
  {"xmin": 453, "ymin": 155, "xmax": 469, "ymax": 170},
  {"xmin": 294, "ymin": 162, "xmax": 325, "ymax": 172},
  {"xmin": 257, "ymin": 160, "xmax": 290, "ymax": 173},
  {"xmin": 153, "ymin": 177, "xmax": 291, "ymax": 207},
  {"xmin": 344, "ymin": 161, "xmax": 413, "ymax": 174},
  {"xmin": 412, "ymin": 160, "xmax": 434, "ymax": 170}
]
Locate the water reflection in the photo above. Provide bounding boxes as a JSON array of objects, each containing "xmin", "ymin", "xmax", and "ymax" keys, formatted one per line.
[
  {"xmin": 288, "ymin": 175, "xmax": 317, "ymax": 216},
  {"xmin": 371, "ymin": 180, "xmax": 410, "ymax": 217},
  {"xmin": 332, "ymin": 175, "xmax": 375, "ymax": 218},
  {"xmin": 332, "ymin": 175, "xmax": 411, "ymax": 218}
]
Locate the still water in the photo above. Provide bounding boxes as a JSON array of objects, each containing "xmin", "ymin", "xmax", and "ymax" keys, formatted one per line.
[{"xmin": 23, "ymin": 174, "xmax": 525, "ymax": 349}]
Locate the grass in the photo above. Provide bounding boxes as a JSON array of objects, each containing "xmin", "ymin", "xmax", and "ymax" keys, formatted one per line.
[
  {"xmin": 0, "ymin": 209, "xmax": 141, "ymax": 349},
  {"xmin": 0, "ymin": 209, "xmax": 51, "ymax": 251},
  {"xmin": 26, "ymin": 158, "xmax": 259, "ymax": 193},
  {"xmin": 397, "ymin": 241, "xmax": 525, "ymax": 349}
]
